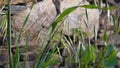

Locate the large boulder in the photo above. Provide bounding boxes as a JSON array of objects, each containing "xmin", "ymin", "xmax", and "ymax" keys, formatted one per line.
[
  {"xmin": 12, "ymin": 0, "xmax": 57, "ymax": 46},
  {"xmin": 59, "ymin": 0, "xmax": 99, "ymax": 38}
]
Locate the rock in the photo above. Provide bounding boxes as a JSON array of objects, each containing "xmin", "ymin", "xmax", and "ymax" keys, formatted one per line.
[
  {"xmin": 4, "ymin": 61, "xmax": 35, "ymax": 68},
  {"xmin": 20, "ymin": 61, "xmax": 35, "ymax": 68},
  {"xmin": 107, "ymin": 0, "xmax": 120, "ymax": 5},
  {"xmin": 95, "ymin": 34, "xmax": 120, "ymax": 48},
  {"xmin": 12, "ymin": 0, "xmax": 57, "ymax": 46},
  {"xmin": 0, "ymin": 48, "xmax": 9, "ymax": 65},
  {"xmin": 2, "ymin": 5, "xmax": 27, "ymax": 15},
  {"xmin": 59, "ymin": 0, "xmax": 99, "ymax": 38},
  {"xmin": 0, "ymin": 0, "xmax": 36, "ymax": 5},
  {"xmin": 108, "ymin": 34, "xmax": 120, "ymax": 45},
  {"xmin": 11, "ymin": 45, "xmax": 40, "ymax": 54},
  {"xmin": 20, "ymin": 51, "xmax": 38, "ymax": 61}
]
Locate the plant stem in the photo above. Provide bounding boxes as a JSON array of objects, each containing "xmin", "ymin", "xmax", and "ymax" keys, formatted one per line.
[{"xmin": 7, "ymin": 0, "xmax": 13, "ymax": 68}]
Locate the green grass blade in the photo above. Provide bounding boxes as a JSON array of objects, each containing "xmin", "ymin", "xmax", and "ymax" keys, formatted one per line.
[
  {"xmin": 7, "ymin": 0, "xmax": 13, "ymax": 68},
  {"xmin": 80, "ymin": 4, "xmax": 101, "ymax": 9},
  {"xmin": 34, "ymin": 29, "xmax": 51, "ymax": 68},
  {"xmin": 49, "ymin": 6, "xmax": 78, "ymax": 38},
  {"xmin": 17, "ymin": 12, "xmax": 30, "ymax": 43},
  {"xmin": 17, "ymin": 3, "xmax": 34, "ymax": 43},
  {"xmin": 23, "ymin": 32, "xmax": 29, "ymax": 68}
]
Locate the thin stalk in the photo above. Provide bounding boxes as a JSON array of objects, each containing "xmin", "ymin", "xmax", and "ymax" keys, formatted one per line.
[
  {"xmin": 23, "ymin": 32, "xmax": 29, "ymax": 68},
  {"xmin": 7, "ymin": 0, "xmax": 13, "ymax": 68}
]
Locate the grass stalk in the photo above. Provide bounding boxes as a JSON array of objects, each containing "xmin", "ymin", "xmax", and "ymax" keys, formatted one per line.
[{"xmin": 7, "ymin": 0, "xmax": 13, "ymax": 68}]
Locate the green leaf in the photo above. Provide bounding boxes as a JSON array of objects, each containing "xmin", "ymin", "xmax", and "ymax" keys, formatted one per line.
[
  {"xmin": 42, "ymin": 54, "xmax": 62, "ymax": 68},
  {"xmin": 103, "ymin": 50, "xmax": 117, "ymax": 68},
  {"xmin": 89, "ymin": 45, "xmax": 95, "ymax": 62},
  {"xmin": 80, "ymin": 4, "xmax": 101, "ymax": 9},
  {"xmin": 102, "ymin": 31, "xmax": 108, "ymax": 42},
  {"xmin": 81, "ymin": 45, "xmax": 95, "ymax": 64},
  {"xmin": 80, "ymin": 4, "xmax": 115, "ymax": 10},
  {"xmin": 49, "ymin": 6, "xmax": 78, "ymax": 38},
  {"xmin": 103, "ymin": 44, "xmax": 117, "ymax": 68},
  {"xmin": 102, "ymin": 6, "xmax": 115, "ymax": 10},
  {"xmin": 105, "ymin": 44, "xmax": 114, "ymax": 57}
]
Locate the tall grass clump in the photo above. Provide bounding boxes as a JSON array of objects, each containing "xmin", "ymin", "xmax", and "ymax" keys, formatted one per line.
[{"xmin": 5, "ymin": 0, "xmax": 34, "ymax": 68}]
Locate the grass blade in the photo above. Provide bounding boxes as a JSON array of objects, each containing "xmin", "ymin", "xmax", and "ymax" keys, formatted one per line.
[{"xmin": 7, "ymin": 0, "xmax": 13, "ymax": 68}]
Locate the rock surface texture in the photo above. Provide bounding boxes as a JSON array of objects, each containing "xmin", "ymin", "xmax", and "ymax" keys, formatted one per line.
[
  {"xmin": 12, "ymin": 0, "xmax": 99, "ymax": 46},
  {"xmin": 12, "ymin": 0, "xmax": 57, "ymax": 46},
  {"xmin": 59, "ymin": 0, "xmax": 99, "ymax": 38}
]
